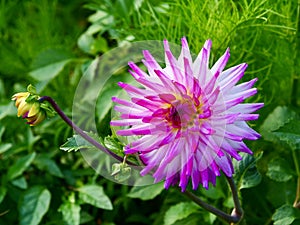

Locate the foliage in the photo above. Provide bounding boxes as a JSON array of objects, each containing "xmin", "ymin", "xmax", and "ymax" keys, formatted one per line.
[{"xmin": 0, "ymin": 0, "xmax": 300, "ymax": 224}]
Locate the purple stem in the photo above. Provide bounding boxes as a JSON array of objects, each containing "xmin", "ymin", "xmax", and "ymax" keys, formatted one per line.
[
  {"xmin": 39, "ymin": 96, "xmax": 137, "ymax": 166},
  {"xmin": 184, "ymin": 176, "xmax": 243, "ymax": 224}
]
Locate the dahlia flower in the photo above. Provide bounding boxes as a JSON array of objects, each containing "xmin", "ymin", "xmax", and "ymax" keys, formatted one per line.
[{"xmin": 111, "ymin": 37, "xmax": 263, "ymax": 191}]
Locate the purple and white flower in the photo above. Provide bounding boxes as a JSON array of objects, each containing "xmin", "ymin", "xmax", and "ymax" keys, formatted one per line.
[{"xmin": 111, "ymin": 37, "xmax": 263, "ymax": 191}]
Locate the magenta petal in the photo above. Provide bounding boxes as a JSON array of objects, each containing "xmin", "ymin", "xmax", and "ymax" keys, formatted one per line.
[{"xmin": 211, "ymin": 48, "xmax": 230, "ymax": 75}]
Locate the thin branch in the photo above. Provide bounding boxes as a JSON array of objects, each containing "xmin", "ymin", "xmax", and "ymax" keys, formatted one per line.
[
  {"xmin": 39, "ymin": 96, "xmax": 137, "ymax": 166},
  {"xmin": 293, "ymin": 176, "xmax": 300, "ymax": 208},
  {"xmin": 292, "ymin": 150, "xmax": 300, "ymax": 208},
  {"xmin": 183, "ymin": 176, "xmax": 243, "ymax": 224},
  {"xmin": 183, "ymin": 190, "xmax": 241, "ymax": 224},
  {"xmin": 226, "ymin": 176, "xmax": 244, "ymax": 218}
]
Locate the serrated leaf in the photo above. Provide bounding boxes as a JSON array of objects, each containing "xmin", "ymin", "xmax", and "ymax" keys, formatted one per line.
[
  {"xmin": 60, "ymin": 135, "xmax": 94, "ymax": 152},
  {"xmin": 272, "ymin": 204, "xmax": 300, "ymax": 225},
  {"xmin": 104, "ymin": 136, "xmax": 124, "ymax": 153},
  {"xmin": 19, "ymin": 186, "xmax": 51, "ymax": 225},
  {"xmin": 60, "ymin": 132, "xmax": 104, "ymax": 153},
  {"xmin": 128, "ymin": 182, "xmax": 164, "ymax": 200},
  {"xmin": 59, "ymin": 202, "xmax": 81, "ymax": 225},
  {"xmin": 164, "ymin": 202, "xmax": 199, "ymax": 225},
  {"xmin": 234, "ymin": 152, "xmax": 263, "ymax": 190},
  {"xmin": 7, "ymin": 152, "xmax": 36, "ymax": 180},
  {"xmin": 34, "ymin": 156, "xmax": 63, "ymax": 178},
  {"xmin": 267, "ymin": 158, "xmax": 294, "ymax": 182},
  {"xmin": 77, "ymin": 185, "xmax": 113, "ymax": 210}
]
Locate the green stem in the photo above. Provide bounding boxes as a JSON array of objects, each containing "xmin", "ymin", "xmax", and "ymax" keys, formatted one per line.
[
  {"xmin": 183, "ymin": 176, "xmax": 243, "ymax": 224},
  {"xmin": 294, "ymin": 176, "xmax": 300, "ymax": 208},
  {"xmin": 291, "ymin": 0, "xmax": 300, "ymax": 106},
  {"xmin": 293, "ymin": 150, "xmax": 300, "ymax": 176},
  {"xmin": 292, "ymin": 150, "xmax": 300, "ymax": 208}
]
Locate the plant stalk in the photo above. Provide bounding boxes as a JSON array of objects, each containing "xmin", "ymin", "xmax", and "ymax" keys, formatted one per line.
[
  {"xmin": 39, "ymin": 96, "xmax": 137, "ymax": 166},
  {"xmin": 292, "ymin": 150, "xmax": 300, "ymax": 208},
  {"xmin": 183, "ymin": 176, "xmax": 243, "ymax": 224},
  {"xmin": 291, "ymin": 0, "xmax": 300, "ymax": 106}
]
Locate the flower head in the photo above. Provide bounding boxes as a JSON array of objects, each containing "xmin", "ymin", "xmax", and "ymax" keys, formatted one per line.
[
  {"xmin": 111, "ymin": 37, "xmax": 263, "ymax": 191},
  {"xmin": 12, "ymin": 85, "xmax": 55, "ymax": 126}
]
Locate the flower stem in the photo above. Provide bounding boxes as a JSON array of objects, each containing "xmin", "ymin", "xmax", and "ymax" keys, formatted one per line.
[
  {"xmin": 39, "ymin": 96, "xmax": 137, "ymax": 166},
  {"xmin": 294, "ymin": 176, "xmax": 300, "ymax": 208},
  {"xmin": 292, "ymin": 150, "xmax": 300, "ymax": 208},
  {"xmin": 226, "ymin": 176, "xmax": 244, "ymax": 224},
  {"xmin": 291, "ymin": 0, "xmax": 300, "ymax": 106},
  {"xmin": 183, "ymin": 176, "xmax": 243, "ymax": 224}
]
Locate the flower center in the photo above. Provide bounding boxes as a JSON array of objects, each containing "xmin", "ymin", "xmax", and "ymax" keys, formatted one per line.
[
  {"xmin": 166, "ymin": 106, "xmax": 181, "ymax": 128},
  {"xmin": 165, "ymin": 96, "xmax": 198, "ymax": 130}
]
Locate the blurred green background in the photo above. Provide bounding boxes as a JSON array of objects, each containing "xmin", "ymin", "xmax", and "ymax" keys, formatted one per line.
[{"xmin": 0, "ymin": 0, "xmax": 300, "ymax": 224}]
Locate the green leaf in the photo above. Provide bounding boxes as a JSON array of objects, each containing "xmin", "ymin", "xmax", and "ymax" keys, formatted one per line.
[
  {"xmin": 164, "ymin": 202, "xmax": 199, "ymax": 225},
  {"xmin": 27, "ymin": 84, "xmax": 37, "ymax": 95},
  {"xmin": 266, "ymin": 179, "xmax": 296, "ymax": 208},
  {"xmin": 104, "ymin": 136, "xmax": 124, "ymax": 153},
  {"xmin": 267, "ymin": 158, "xmax": 294, "ymax": 182},
  {"xmin": 29, "ymin": 59, "xmax": 72, "ymax": 92},
  {"xmin": 269, "ymin": 118, "xmax": 300, "ymax": 150},
  {"xmin": 233, "ymin": 152, "xmax": 263, "ymax": 190},
  {"xmin": 60, "ymin": 133, "xmax": 103, "ymax": 152},
  {"xmin": 111, "ymin": 163, "xmax": 131, "ymax": 182},
  {"xmin": 172, "ymin": 213, "xmax": 202, "ymax": 225},
  {"xmin": 260, "ymin": 106, "xmax": 297, "ymax": 133},
  {"xmin": 60, "ymin": 135, "xmax": 93, "ymax": 152},
  {"xmin": 34, "ymin": 156, "xmax": 64, "ymax": 178},
  {"xmin": 0, "ymin": 186, "xmax": 7, "ymax": 205},
  {"xmin": 96, "ymin": 84, "xmax": 121, "ymax": 123},
  {"xmin": 19, "ymin": 186, "xmax": 51, "ymax": 225},
  {"xmin": 79, "ymin": 211, "xmax": 94, "ymax": 224},
  {"xmin": 273, "ymin": 132, "xmax": 300, "ymax": 150},
  {"xmin": 128, "ymin": 182, "xmax": 164, "ymax": 200},
  {"xmin": 59, "ymin": 201, "xmax": 81, "ymax": 225},
  {"xmin": 200, "ymin": 183, "xmax": 225, "ymax": 200},
  {"xmin": 260, "ymin": 106, "xmax": 297, "ymax": 143},
  {"xmin": 272, "ymin": 204, "xmax": 300, "ymax": 225},
  {"xmin": 7, "ymin": 152, "xmax": 36, "ymax": 180},
  {"xmin": 0, "ymin": 143, "xmax": 12, "ymax": 154},
  {"xmin": 77, "ymin": 33, "xmax": 108, "ymax": 54},
  {"xmin": 0, "ymin": 102, "xmax": 15, "ymax": 120},
  {"xmin": 11, "ymin": 176, "xmax": 28, "ymax": 189},
  {"xmin": 77, "ymin": 185, "xmax": 113, "ymax": 210}
]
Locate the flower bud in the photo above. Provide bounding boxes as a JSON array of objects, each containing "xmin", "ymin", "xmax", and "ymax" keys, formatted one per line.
[{"xmin": 12, "ymin": 91, "xmax": 46, "ymax": 126}]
